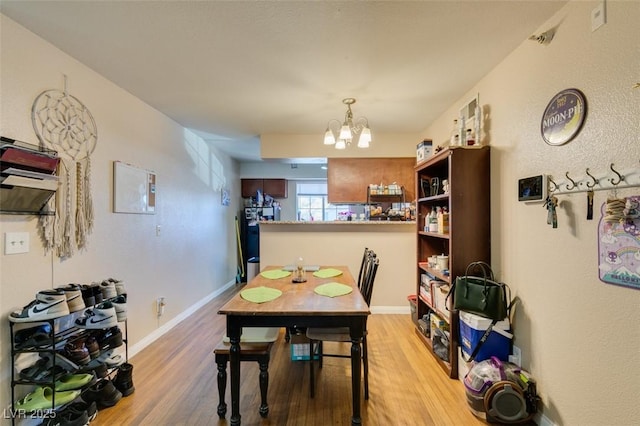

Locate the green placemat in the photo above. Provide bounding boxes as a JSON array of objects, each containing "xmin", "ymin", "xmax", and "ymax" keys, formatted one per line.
[
  {"xmin": 313, "ymin": 268, "xmax": 343, "ymax": 278},
  {"xmin": 240, "ymin": 286, "xmax": 283, "ymax": 303},
  {"xmin": 260, "ymin": 269, "xmax": 291, "ymax": 279},
  {"xmin": 314, "ymin": 282, "xmax": 353, "ymax": 298}
]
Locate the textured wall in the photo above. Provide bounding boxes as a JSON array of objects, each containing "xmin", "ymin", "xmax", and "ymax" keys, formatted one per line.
[
  {"xmin": 424, "ymin": 2, "xmax": 640, "ymax": 425},
  {"xmin": 0, "ymin": 14, "xmax": 241, "ymax": 411}
]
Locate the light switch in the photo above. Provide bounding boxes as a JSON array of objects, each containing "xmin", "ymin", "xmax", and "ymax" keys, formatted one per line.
[
  {"xmin": 5, "ymin": 232, "xmax": 30, "ymax": 255},
  {"xmin": 591, "ymin": 1, "xmax": 606, "ymax": 32}
]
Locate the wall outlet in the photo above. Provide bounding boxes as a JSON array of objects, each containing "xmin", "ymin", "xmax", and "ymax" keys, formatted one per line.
[{"xmin": 157, "ymin": 297, "xmax": 166, "ymax": 317}]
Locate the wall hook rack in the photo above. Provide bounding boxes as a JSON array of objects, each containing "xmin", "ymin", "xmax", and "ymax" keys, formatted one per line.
[
  {"xmin": 584, "ymin": 168, "xmax": 598, "ymax": 189},
  {"xmin": 547, "ymin": 162, "xmax": 639, "ymax": 196},
  {"xmin": 608, "ymin": 163, "xmax": 624, "ymax": 186},
  {"xmin": 565, "ymin": 172, "xmax": 577, "ymax": 190}
]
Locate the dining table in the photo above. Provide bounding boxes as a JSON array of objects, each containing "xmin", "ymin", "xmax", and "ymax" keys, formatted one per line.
[{"xmin": 218, "ymin": 265, "xmax": 370, "ymax": 426}]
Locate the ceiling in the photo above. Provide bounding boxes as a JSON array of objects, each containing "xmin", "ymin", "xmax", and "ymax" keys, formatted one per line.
[{"xmin": 1, "ymin": 1, "xmax": 566, "ymax": 162}]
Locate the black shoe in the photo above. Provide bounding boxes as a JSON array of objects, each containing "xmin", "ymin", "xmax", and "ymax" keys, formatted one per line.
[
  {"xmin": 113, "ymin": 362, "xmax": 135, "ymax": 396},
  {"xmin": 42, "ymin": 408, "xmax": 88, "ymax": 426},
  {"xmin": 94, "ymin": 326, "xmax": 123, "ymax": 350},
  {"xmin": 14, "ymin": 324, "xmax": 53, "ymax": 349},
  {"xmin": 83, "ymin": 378, "xmax": 122, "ymax": 409}
]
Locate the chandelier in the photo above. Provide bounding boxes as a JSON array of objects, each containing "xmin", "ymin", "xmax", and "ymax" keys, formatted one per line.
[{"xmin": 323, "ymin": 98, "xmax": 372, "ymax": 149}]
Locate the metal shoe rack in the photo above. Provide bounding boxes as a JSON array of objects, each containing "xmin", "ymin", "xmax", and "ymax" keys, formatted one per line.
[{"xmin": 9, "ymin": 313, "xmax": 128, "ymax": 425}]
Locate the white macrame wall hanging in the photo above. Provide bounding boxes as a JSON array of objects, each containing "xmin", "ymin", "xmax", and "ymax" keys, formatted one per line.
[{"xmin": 32, "ymin": 75, "xmax": 97, "ymax": 258}]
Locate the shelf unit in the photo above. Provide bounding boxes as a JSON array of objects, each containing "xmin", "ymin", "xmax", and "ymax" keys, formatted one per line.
[
  {"xmin": 414, "ymin": 146, "xmax": 490, "ymax": 379},
  {"xmin": 366, "ymin": 186, "xmax": 407, "ymax": 221},
  {"xmin": 0, "ymin": 136, "xmax": 59, "ymax": 215},
  {"xmin": 9, "ymin": 308, "xmax": 128, "ymax": 423}
]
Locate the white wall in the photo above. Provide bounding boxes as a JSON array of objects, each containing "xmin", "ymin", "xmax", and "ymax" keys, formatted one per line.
[
  {"xmin": 423, "ymin": 2, "xmax": 640, "ymax": 425},
  {"xmin": 0, "ymin": 15, "xmax": 241, "ymax": 411}
]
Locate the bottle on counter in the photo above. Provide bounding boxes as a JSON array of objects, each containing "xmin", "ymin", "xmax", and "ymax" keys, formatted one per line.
[{"xmin": 449, "ymin": 119, "xmax": 459, "ymax": 146}]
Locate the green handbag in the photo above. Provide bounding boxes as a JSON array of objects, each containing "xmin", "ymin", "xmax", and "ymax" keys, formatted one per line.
[{"xmin": 451, "ymin": 261, "xmax": 510, "ymax": 320}]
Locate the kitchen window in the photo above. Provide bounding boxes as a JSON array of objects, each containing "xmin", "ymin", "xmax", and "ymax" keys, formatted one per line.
[{"xmin": 296, "ymin": 183, "xmax": 350, "ymax": 221}]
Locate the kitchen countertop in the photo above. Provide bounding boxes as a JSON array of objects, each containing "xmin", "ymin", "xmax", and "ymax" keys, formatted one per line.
[{"xmin": 259, "ymin": 220, "xmax": 416, "ymax": 225}]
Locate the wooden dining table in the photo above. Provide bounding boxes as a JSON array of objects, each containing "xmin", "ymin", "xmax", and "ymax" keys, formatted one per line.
[{"xmin": 218, "ymin": 265, "xmax": 370, "ymax": 426}]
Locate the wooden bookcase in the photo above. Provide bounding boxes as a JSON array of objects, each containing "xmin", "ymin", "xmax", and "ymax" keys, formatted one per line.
[{"xmin": 414, "ymin": 146, "xmax": 490, "ymax": 378}]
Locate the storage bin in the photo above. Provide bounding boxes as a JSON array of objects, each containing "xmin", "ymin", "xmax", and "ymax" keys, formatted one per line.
[
  {"xmin": 416, "ymin": 139, "xmax": 432, "ymax": 163},
  {"xmin": 432, "ymin": 282, "xmax": 452, "ymax": 321},
  {"xmin": 407, "ymin": 295, "xmax": 418, "ymax": 326},
  {"xmin": 459, "ymin": 311, "xmax": 512, "ymax": 362}
]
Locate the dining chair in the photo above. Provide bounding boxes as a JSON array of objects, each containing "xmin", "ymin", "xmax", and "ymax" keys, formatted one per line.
[
  {"xmin": 306, "ymin": 250, "xmax": 379, "ymax": 399},
  {"xmin": 213, "ymin": 327, "xmax": 280, "ymax": 418},
  {"xmin": 285, "ymin": 247, "xmax": 373, "ymax": 343}
]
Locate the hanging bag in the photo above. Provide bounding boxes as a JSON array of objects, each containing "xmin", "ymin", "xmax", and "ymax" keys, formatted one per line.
[{"xmin": 449, "ymin": 261, "xmax": 510, "ymax": 321}]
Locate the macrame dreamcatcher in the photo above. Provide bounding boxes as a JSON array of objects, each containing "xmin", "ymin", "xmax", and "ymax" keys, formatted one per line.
[{"xmin": 32, "ymin": 75, "xmax": 97, "ymax": 258}]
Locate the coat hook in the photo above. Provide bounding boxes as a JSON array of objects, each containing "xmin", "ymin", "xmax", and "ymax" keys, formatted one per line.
[
  {"xmin": 585, "ymin": 168, "xmax": 599, "ymax": 189},
  {"xmin": 609, "ymin": 163, "xmax": 624, "ymax": 186},
  {"xmin": 565, "ymin": 171, "xmax": 577, "ymax": 190},
  {"xmin": 548, "ymin": 176, "xmax": 559, "ymax": 193}
]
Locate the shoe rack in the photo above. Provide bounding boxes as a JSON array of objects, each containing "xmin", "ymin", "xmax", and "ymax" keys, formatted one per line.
[{"xmin": 9, "ymin": 311, "xmax": 128, "ymax": 424}]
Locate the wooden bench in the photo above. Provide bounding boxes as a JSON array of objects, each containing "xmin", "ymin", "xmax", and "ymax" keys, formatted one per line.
[{"xmin": 213, "ymin": 327, "xmax": 279, "ymax": 419}]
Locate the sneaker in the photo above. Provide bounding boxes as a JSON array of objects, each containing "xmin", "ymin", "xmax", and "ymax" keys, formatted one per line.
[
  {"xmin": 84, "ymin": 335, "xmax": 101, "ymax": 359},
  {"xmin": 60, "ymin": 341, "xmax": 90, "ymax": 365},
  {"xmin": 112, "ymin": 295, "xmax": 127, "ymax": 321},
  {"xmin": 80, "ymin": 285, "xmax": 95, "ymax": 307},
  {"xmin": 111, "ymin": 278, "xmax": 126, "ymax": 296},
  {"xmin": 43, "ymin": 406, "xmax": 88, "ymax": 426},
  {"xmin": 15, "ymin": 386, "xmax": 80, "ymax": 411},
  {"xmin": 95, "ymin": 347, "xmax": 125, "ymax": 367},
  {"xmin": 82, "ymin": 378, "xmax": 122, "ymax": 409},
  {"xmin": 100, "ymin": 281, "xmax": 117, "ymax": 300},
  {"xmin": 14, "ymin": 323, "xmax": 53, "ymax": 349},
  {"xmin": 91, "ymin": 284, "xmax": 103, "ymax": 305},
  {"xmin": 75, "ymin": 302, "xmax": 118, "ymax": 330},
  {"xmin": 57, "ymin": 284, "xmax": 86, "ymax": 313},
  {"xmin": 94, "ymin": 326, "xmax": 123, "ymax": 350},
  {"xmin": 9, "ymin": 290, "xmax": 70, "ymax": 323}
]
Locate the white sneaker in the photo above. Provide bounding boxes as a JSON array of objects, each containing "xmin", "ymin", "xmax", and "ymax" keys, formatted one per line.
[
  {"xmin": 57, "ymin": 284, "xmax": 86, "ymax": 313},
  {"xmin": 111, "ymin": 295, "xmax": 127, "ymax": 322},
  {"xmin": 9, "ymin": 290, "xmax": 70, "ymax": 323},
  {"xmin": 100, "ymin": 281, "xmax": 117, "ymax": 300},
  {"xmin": 75, "ymin": 302, "xmax": 118, "ymax": 330}
]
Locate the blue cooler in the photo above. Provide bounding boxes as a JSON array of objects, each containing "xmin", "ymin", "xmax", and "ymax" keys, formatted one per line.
[{"xmin": 459, "ymin": 311, "xmax": 512, "ymax": 362}]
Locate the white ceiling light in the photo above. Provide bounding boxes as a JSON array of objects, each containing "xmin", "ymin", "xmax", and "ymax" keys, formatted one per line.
[{"xmin": 323, "ymin": 98, "xmax": 371, "ymax": 149}]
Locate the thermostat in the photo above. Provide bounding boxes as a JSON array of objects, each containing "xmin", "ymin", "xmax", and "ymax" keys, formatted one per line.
[{"xmin": 518, "ymin": 175, "xmax": 547, "ymax": 202}]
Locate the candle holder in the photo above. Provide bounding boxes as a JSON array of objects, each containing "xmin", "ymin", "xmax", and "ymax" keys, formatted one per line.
[{"xmin": 292, "ymin": 256, "xmax": 307, "ymax": 283}]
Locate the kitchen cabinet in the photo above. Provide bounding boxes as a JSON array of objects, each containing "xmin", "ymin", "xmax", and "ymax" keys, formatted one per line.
[
  {"xmin": 414, "ymin": 146, "xmax": 490, "ymax": 379},
  {"xmin": 327, "ymin": 157, "xmax": 415, "ymax": 204},
  {"xmin": 241, "ymin": 179, "xmax": 287, "ymax": 198}
]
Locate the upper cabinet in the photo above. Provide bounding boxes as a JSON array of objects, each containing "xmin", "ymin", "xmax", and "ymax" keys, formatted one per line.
[
  {"xmin": 327, "ymin": 157, "xmax": 415, "ymax": 204},
  {"xmin": 241, "ymin": 178, "xmax": 288, "ymax": 198}
]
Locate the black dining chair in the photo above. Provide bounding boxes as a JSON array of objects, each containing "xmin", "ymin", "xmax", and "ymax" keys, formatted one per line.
[{"xmin": 306, "ymin": 250, "xmax": 379, "ymax": 399}]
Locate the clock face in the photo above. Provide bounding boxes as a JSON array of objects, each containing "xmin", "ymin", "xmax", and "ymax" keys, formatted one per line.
[{"xmin": 541, "ymin": 88, "xmax": 587, "ymax": 146}]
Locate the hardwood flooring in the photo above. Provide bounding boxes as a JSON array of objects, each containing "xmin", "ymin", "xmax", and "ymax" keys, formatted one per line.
[{"xmin": 93, "ymin": 285, "xmax": 485, "ymax": 425}]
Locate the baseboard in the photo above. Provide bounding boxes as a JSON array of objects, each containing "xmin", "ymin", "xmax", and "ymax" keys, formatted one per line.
[
  {"xmin": 535, "ymin": 412, "xmax": 556, "ymax": 426},
  {"xmin": 371, "ymin": 305, "xmax": 411, "ymax": 314},
  {"xmin": 128, "ymin": 279, "xmax": 236, "ymax": 359}
]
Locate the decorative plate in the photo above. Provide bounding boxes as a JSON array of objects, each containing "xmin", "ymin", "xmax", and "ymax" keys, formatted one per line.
[{"xmin": 541, "ymin": 88, "xmax": 587, "ymax": 146}]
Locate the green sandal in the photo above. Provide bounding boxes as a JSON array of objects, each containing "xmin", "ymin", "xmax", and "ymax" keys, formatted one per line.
[
  {"xmin": 15, "ymin": 386, "xmax": 80, "ymax": 411},
  {"xmin": 55, "ymin": 373, "xmax": 95, "ymax": 391}
]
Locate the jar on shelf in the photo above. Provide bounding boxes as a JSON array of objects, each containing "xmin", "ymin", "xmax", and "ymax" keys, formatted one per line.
[
  {"xmin": 450, "ymin": 119, "xmax": 459, "ymax": 146},
  {"xmin": 466, "ymin": 129, "xmax": 475, "ymax": 146}
]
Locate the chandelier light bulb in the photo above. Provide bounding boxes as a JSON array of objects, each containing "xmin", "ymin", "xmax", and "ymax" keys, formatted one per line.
[
  {"xmin": 335, "ymin": 139, "xmax": 347, "ymax": 150},
  {"xmin": 324, "ymin": 128, "xmax": 336, "ymax": 145}
]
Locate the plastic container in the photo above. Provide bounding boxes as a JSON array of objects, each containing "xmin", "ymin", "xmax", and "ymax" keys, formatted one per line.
[
  {"xmin": 407, "ymin": 295, "xmax": 418, "ymax": 325},
  {"xmin": 459, "ymin": 311, "xmax": 512, "ymax": 362}
]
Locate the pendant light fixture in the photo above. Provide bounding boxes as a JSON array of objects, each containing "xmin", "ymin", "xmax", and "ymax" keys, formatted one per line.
[{"xmin": 323, "ymin": 98, "xmax": 372, "ymax": 149}]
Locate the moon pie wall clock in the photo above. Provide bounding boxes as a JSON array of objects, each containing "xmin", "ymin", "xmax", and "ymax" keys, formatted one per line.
[{"xmin": 541, "ymin": 88, "xmax": 587, "ymax": 146}]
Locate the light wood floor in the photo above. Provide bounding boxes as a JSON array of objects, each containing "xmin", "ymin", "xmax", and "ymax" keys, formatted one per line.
[{"xmin": 93, "ymin": 285, "xmax": 486, "ymax": 425}]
